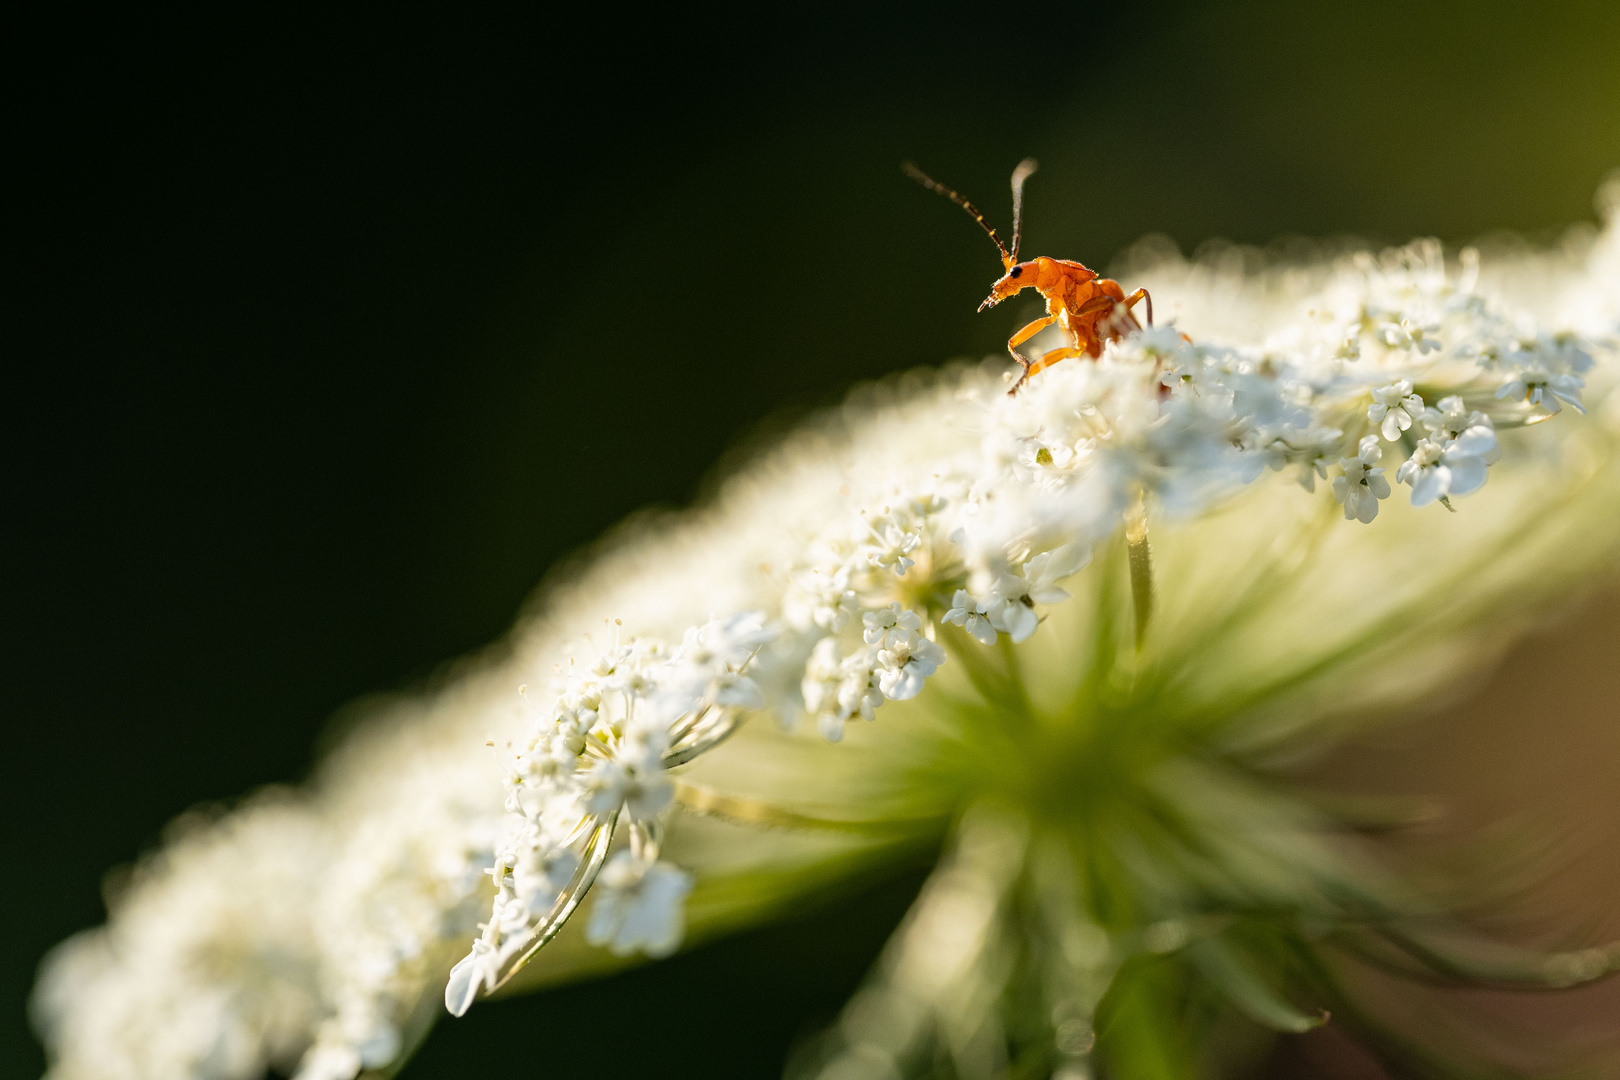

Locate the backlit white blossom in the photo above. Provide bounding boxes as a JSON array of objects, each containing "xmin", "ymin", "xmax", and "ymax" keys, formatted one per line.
[
  {"xmin": 1332, "ymin": 435, "xmax": 1392, "ymax": 523},
  {"xmin": 801, "ymin": 637, "xmax": 883, "ymax": 742},
  {"xmin": 863, "ymin": 602, "xmax": 923, "ymax": 645},
  {"xmin": 1497, "ymin": 368, "xmax": 1586, "ymax": 414},
  {"xmin": 942, "ymin": 589, "xmax": 995, "ymax": 644},
  {"xmin": 1397, "ymin": 422, "xmax": 1499, "ymax": 508},
  {"xmin": 1369, "ymin": 379, "xmax": 1426, "ymax": 440},
  {"xmin": 584, "ymin": 853, "xmax": 692, "ymax": 958},
  {"xmin": 1019, "ymin": 542, "xmax": 1093, "ymax": 605},
  {"xmin": 874, "ymin": 628, "xmax": 947, "ymax": 700},
  {"xmin": 583, "ymin": 752, "xmax": 673, "ymax": 820}
]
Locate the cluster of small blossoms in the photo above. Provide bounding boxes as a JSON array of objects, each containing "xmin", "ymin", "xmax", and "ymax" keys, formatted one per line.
[
  {"xmin": 800, "ymin": 601, "xmax": 949, "ymax": 742},
  {"xmin": 455, "ymin": 232, "xmax": 1616, "ymax": 1004},
  {"xmin": 1272, "ymin": 241, "xmax": 1598, "ymax": 522},
  {"xmin": 30, "ymin": 799, "xmax": 332, "ymax": 1080},
  {"xmin": 779, "ymin": 244, "xmax": 1611, "ymax": 733},
  {"xmin": 455, "ymin": 237, "xmax": 1615, "ymax": 1012},
  {"xmin": 444, "ymin": 613, "xmax": 774, "ymax": 1016},
  {"xmin": 786, "ymin": 487, "xmax": 961, "ymax": 745},
  {"xmin": 296, "ymin": 749, "xmax": 503, "ymax": 1080}
]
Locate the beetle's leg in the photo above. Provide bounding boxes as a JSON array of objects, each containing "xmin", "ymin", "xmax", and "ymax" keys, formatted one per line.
[
  {"xmin": 1122, "ymin": 287, "xmax": 1153, "ymax": 326},
  {"xmin": 1077, "ymin": 289, "xmax": 1151, "ymax": 340},
  {"xmin": 1028, "ymin": 346, "xmax": 1084, "ymax": 377},
  {"xmin": 1064, "ymin": 295, "xmax": 1124, "ymax": 359},
  {"xmin": 1008, "ymin": 313, "xmax": 1056, "ymax": 356},
  {"xmin": 1005, "ymin": 314, "xmax": 1057, "ymax": 393}
]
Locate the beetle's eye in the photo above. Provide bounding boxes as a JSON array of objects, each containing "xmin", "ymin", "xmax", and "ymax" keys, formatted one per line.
[{"xmin": 1009, "ymin": 266, "xmax": 1022, "ymax": 278}]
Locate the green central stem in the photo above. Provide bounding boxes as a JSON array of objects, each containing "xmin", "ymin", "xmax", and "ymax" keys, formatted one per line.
[{"xmin": 1125, "ymin": 493, "xmax": 1154, "ymax": 648}]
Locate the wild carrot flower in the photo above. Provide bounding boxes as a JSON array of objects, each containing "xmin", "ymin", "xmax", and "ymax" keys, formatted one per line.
[{"xmin": 32, "ymin": 178, "xmax": 1620, "ymax": 1080}]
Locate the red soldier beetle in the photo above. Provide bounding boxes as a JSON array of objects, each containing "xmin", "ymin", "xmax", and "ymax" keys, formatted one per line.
[{"xmin": 905, "ymin": 158, "xmax": 1154, "ymax": 394}]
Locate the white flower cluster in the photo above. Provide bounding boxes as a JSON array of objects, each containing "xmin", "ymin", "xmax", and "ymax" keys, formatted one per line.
[
  {"xmin": 30, "ymin": 798, "xmax": 332, "ymax": 1080},
  {"xmin": 33, "ymin": 183, "xmax": 1620, "ymax": 1080},
  {"xmin": 444, "ymin": 217, "xmax": 1618, "ymax": 1020},
  {"xmin": 297, "ymin": 742, "xmax": 504, "ymax": 1079},
  {"xmin": 1232, "ymin": 240, "xmax": 1598, "ymax": 523},
  {"xmin": 765, "ymin": 242, "xmax": 1612, "ymax": 743},
  {"xmin": 443, "ymin": 613, "xmax": 774, "ymax": 1016}
]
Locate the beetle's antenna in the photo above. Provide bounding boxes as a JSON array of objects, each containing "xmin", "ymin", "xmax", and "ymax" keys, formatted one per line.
[
  {"xmin": 1009, "ymin": 158, "xmax": 1038, "ymax": 263},
  {"xmin": 903, "ymin": 162, "xmax": 1012, "ymax": 268}
]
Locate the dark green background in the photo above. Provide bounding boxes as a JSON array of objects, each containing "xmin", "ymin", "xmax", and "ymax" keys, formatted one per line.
[{"xmin": 7, "ymin": 3, "xmax": 1619, "ymax": 1075}]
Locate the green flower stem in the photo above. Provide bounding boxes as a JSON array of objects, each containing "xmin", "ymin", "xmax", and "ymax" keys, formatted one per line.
[{"xmin": 1126, "ymin": 494, "xmax": 1154, "ymax": 649}]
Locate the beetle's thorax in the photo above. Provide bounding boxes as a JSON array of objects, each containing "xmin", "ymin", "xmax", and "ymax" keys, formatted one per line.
[{"xmin": 981, "ymin": 257, "xmax": 1098, "ymax": 311}]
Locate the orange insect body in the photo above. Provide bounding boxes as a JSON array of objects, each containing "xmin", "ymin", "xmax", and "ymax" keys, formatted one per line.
[{"xmin": 906, "ymin": 159, "xmax": 1152, "ymax": 393}]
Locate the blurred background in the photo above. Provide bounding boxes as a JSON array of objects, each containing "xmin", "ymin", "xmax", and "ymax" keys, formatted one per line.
[{"xmin": 6, "ymin": 2, "xmax": 1619, "ymax": 1075}]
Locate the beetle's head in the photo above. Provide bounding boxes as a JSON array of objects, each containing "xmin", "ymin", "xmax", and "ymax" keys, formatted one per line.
[{"xmin": 979, "ymin": 259, "xmax": 1039, "ymax": 311}]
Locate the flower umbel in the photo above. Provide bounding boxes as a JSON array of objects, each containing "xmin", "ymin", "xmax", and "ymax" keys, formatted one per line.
[{"xmin": 32, "ymin": 180, "xmax": 1620, "ymax": 1080}]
